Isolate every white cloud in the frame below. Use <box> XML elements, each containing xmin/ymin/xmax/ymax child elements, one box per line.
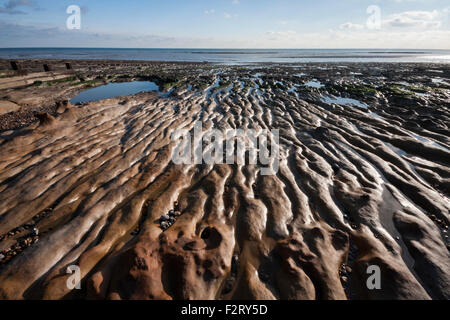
<box><xmin>340</xmin><ymin>22</ymin><xmax>364</xmax><ymax>30</ymax></box>
<box><xmin>0</xmin><ymin>22</ymin><xmax>253</xmax><ymax>48</ymax></box>
<box><xmin>259</xmin><ymin>28</ymin><xmax>450</xmax><ymax>49</ymax></box>
<box><xmin>204</xmin><ymin>9</ymin><xmax>215</xmax><ymax>15</ymax></box>
<box><xmin>384</xmin><ymin>10</ymin><xmax>442</xmax><ymax>29</ymax></box>
<box><xmin>339</xmin><ymin>8</ymin><xmax>445</xmax><ymax>32</ymax></box>
<box><xmin>399</xmin><ymin>10</ymin><xmax>439</xmax><ymax>20</ymax></box>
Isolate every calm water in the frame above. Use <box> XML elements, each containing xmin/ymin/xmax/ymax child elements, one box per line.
<box><xmin>1</xmin><ymin>48</ymin><xmax>450</xmax><ymax>64</ymax></box>
<box><xmin>70</xmin><ymin>81</ymin><xmax>159</xmax><ymax>104</ymax></box>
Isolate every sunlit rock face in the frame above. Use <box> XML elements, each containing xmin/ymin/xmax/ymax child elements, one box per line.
<box><xmin>0</xmin><ymin>63</ymin><xmax>449</xmax><ymax>300</ymax></box>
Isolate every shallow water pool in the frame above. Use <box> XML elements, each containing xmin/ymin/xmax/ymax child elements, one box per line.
<box><xmin>70</xmin><ymin>81</ymin><xmax>160</xmax><ymax>104</ymax></box>
<box><xmin>304</xmin><ymin>80</ymin><xmax>324</xmax><ymax>88</ymax></box>
<box><xmin>322</xmin><ymin>95</ymin><xmax>368</xmax><ymax>109</ymax></box>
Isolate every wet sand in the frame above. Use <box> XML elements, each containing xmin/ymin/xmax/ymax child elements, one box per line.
<box><xmin>0</xmin><ymin>60</ymin><xmax>449</xmax><ymax>300</ymax></box>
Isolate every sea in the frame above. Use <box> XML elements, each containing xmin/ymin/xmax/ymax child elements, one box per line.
<box><xmin>0</xmin><ymin>48</ymin><xmax>449</xmax><ymax>64</ymax></box>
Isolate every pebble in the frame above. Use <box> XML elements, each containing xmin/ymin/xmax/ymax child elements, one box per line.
<box><xmin>32</xmin><ymin>228</ymin><xmax>39</xmax><ymax>236</ymax></box>
<box><xmin>160</xmin><ymin>221</ymin><xmax>169</xmax><ymax>230</ymax></box>
<box><xmin>168</xmin><ymin>210</ymin><xmax>175</xmax><ymax>217</ymax></box>
<box><xmin>160</xmin><ymin>214</ymin><xmax>170</xmax><ymax>222</ymax></box>
<box><xmin>169</xmin><ymin>217</ymin><xmax>175</xmax><ymax>224</ymax></box>
<box><xmin>174</xmin><ymin>211</ymin><xmax>181</xmax><ymax>217</ymax></box>
<box><xmin>341</xmin><ymin>276</ymin><xmax>348</xmax><ymax>283</ymax></box>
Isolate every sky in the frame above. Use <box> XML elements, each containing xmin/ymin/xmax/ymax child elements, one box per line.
<box><xmin>0</xmin><ymin>0</ymin><xmax>449</xmax><ymax>49</ymax></box>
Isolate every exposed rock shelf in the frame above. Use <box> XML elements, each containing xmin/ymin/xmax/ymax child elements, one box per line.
<box><xmin>0</xmin><ymin>63</ymin><xmax>449</xmax><ymax>300</ymax></box>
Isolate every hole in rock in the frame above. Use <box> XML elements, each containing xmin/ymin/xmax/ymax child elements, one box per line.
<box><xmin>201</xmin><ymin>228</ymin><xmax>211</xmax><ymax>240</ymax></box>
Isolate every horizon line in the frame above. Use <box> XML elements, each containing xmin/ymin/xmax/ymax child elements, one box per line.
<box><xmin>0</xmin><ymin>47</ymin><xmax>449</xmax><ymax>51</ymax></box>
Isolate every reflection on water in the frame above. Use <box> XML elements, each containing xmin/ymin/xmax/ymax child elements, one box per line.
<box><xmin>322</xmin><ymin>95</ymin><xmax>368</xmax><ymax>109</ymax></box>
<box><xmin>70</xmin><ymin>81</ymin><xmax>160</xmax><ymax>104</ymax></box>
<box><xmin>304</xmin><ymin>80</ymin><xmax>324</xmax><ymax>88</ymax></box>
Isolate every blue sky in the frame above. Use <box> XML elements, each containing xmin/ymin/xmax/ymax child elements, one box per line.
<box><xmin>0</xmin><ymin>0</ymin><xmax>449</xmax><ymax>48</ymax></box>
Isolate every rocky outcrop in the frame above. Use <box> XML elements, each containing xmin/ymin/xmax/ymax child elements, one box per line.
<box><xmin>0</xmin><ymin>64</ymin><xmax>448</xmax><ymax>300</ymax></box>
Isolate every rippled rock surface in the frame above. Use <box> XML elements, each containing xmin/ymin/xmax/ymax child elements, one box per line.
<box><xmin>0</xmin><ymin>63</ymin><xmax>449</xmax><ymax>300</ymax></box>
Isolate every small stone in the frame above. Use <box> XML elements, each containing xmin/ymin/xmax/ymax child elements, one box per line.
<box><xmin>174</xmin><ymin>211</ymin><xmax>181</xmax><ymax>217</ymax></box>
<box><xmin>169</xmin><ymin>217</ymin><xmax>175</xmax><ymax>224</ymax></box>
<box><xmin>341</xmin><ymin>276</ymin><xmax>348</xmax><ymax>283</ymax></box>
<box><xmin>160</xmin><ymin>222</ymin><xmax>169</xmax><ymax>230</ymax></box>
<box><xmin>168</xmin><ymin>210</ymin><xmax>175</xmax><ymax>217</ymax></box>
<box><xmin>160</xmin><ymin>215</ymin><xmax>170</xmax><ymax>222</ymax></box>
<box><xmin>396</xmin><ymin>236</ymin><xmax>400</xmax><ymax>241</ymax></box>
<box><xmin>32</xmin><ymin>228</ymin><xmax>39</xmax><ymax>236</ymax></box>
<box><xmin>345</xmin><ymin>266</ymin><xmax>352</xmax><ymax>273</ymax></box>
